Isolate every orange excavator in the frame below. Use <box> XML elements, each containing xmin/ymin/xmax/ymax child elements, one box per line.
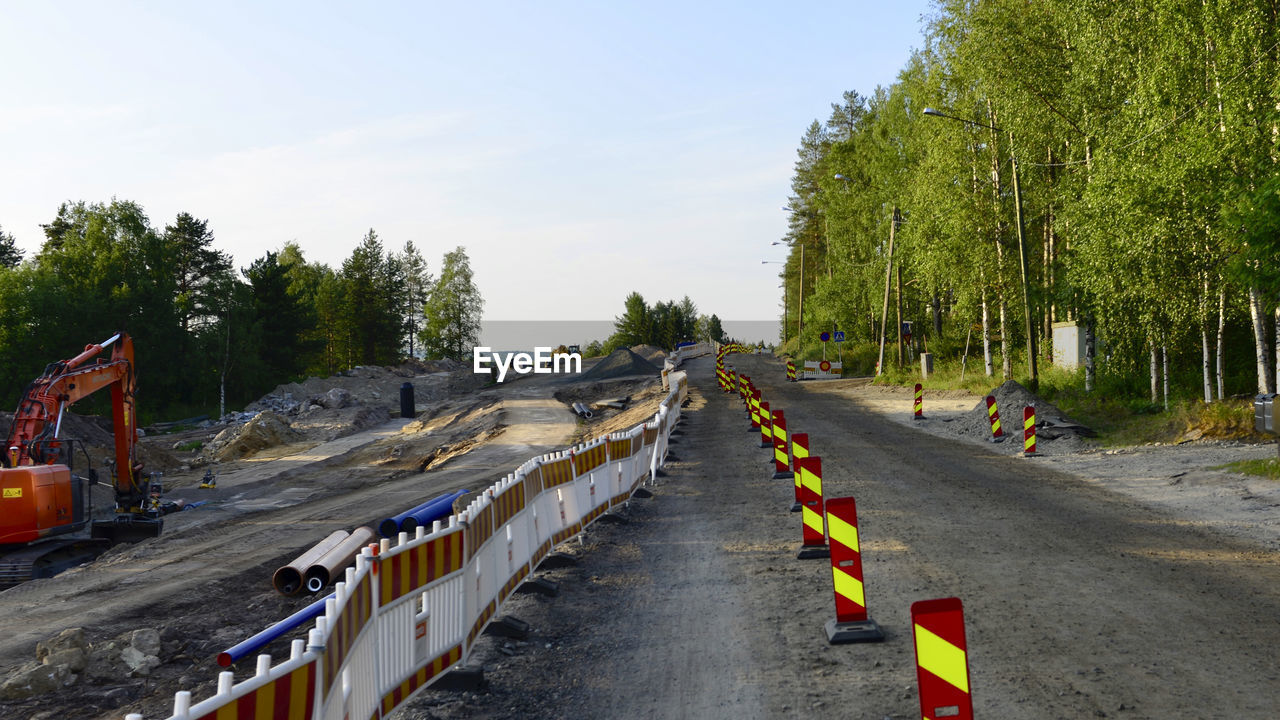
<box><xmin>0</xmin><ymin>332</ymin><xmax>170</xmax><ymax>588</ymax></box>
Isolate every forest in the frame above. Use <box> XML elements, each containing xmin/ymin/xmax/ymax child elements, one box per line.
<box><xmin>0</xmin><ymin>201</ymin><xmax>481</xmax><ymax>422</ymax></box>
<box><xmin>778</xmin><ymin>0</ymin><xmax>1280</xmax><ymax>403</ymax></box>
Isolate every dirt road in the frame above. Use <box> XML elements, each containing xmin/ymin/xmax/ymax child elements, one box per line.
<box><xmin>0</xmin><ymin>373</ymin><xmax>583</xmax><ymax>720</ymax></box>
<box><xmin>403</xmin><ymin>353</ymin><xmax>1280</xmax><ymax>719</ymax></box>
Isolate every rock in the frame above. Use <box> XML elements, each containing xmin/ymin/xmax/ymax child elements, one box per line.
<box><xmin>121</xmin><ymin>646</ymin><xmax>160</xmax><ymax>677</ymax></box>
<box><xmin>319</xmin><ymin>388</ymin><xmax>354</xmax><ymax>409</ymax></box>
<box><xmin>36</xmin><ymin>627</ymin><xmax>86</xmax><ymax>663</ymax></box>
<box><xmin>82</xmin><ymin>638</ymin><xmax>126</xmax><ymax>683</ymax></box>
<box><xmin>0</xmin><ymin>661</ymin><xmax>71</xmax><ymax>699</ymax></box>
<box><xmin>209</xmin><ymin>411</ymin><xmax>303</xmax><ymax>462</ymax></box>
<box><xmin>42</xmin><ymin>648</ymin><xmax>87</xmax><ymax>673</ymax></box>
<box><xmin>130</xmin><ymin>628</ymin><xmax>161</xmax><ymax>657</ymax></box>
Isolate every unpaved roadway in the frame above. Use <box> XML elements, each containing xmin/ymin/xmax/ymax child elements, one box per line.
<box><xmin>403</xmin><ymin>353</ymin><xmax>1280</xmax><ymax>720</ymax></box>
<box><xmin>0</xmin><ymin>374</ymin><xmax>581</xmax><ymax>720</ymax></box>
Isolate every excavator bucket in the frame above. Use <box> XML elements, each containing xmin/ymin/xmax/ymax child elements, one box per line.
<box><xmin>91</xmin><ymin>516</ymin><xmax>164</xmax><ymax>545</ymax></box>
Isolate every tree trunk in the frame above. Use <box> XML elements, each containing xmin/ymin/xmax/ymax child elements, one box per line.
<box><xmin>932</xmin><ymin>295</ymin><xmax>942</xmax><ymax>338</ymax></box>
<box><xmin>1150</xmin><ymin>343</ymin><xmax>1159</xmax><ymax>405</ymax></box>
<box><xmin>1216</xmin><ymin>286</ymin><xmax>1226</xmax><ymax>400</ymax></box>
<box><xmin>1084</xmin><ymin>317</ymin><xmax>1095</xmax><ymax>393</ymax></box>
<box><xmin>896</xmin><ymin>264</ymin><xmax>904</xmax><ymax>367</ymax></box>
<box><xmin>1250</xmin><ymin>287</ymin><xmax>1273</xmax><ymax>393</ymax></box>
<box><xmin>981</xmin><ymin>271</ymin><xmax>994</xmax><ymax>377</ymax></box>
<box><xmin>1202</xmin><ymin>328</ymin><xmax>1212</xmax><ymax>404</ymax></box>
<box><xmin>1163</xmin><ymin>345</ymin><xmax>1170</xmax><ymax>411</ymax></box>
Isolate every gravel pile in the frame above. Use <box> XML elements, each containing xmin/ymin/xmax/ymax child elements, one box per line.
<box><xmin>582</xmin><ymin>348</ymin><xmax>662</xmax><ymax>381</ymax></box>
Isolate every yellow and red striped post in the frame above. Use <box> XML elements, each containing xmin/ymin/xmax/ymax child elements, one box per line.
<box><xmin>749</xmin><ymin>389</ymin><xmax>762</xmax><ymax>430</ymax></box>
<box><xmin>913</xmin><ymin>383</ymin><xmax>925</xmax><ymax>420</ymax></box>
<box><xmin>771</xmin><ymin>410</ymin><xmax>792</xmax><ymax>479</ymax></box>
<box><xmin>824</xmin><ymin>497</ymin><xmax>885</xmax><ymax>643</ymax></box>
<box><xmin>985</xmin><ymin>395</ymin><xmax>1005</xmax><ymax>443</ymax></box>
<box><xmin>758</xmin><ymin>401</ymin><xmax>772</xmax><ymax>448</ymax></box>
<box><xmin>796</xmin><ymin>456</ymin><xmax>829</xmax><ymax>559</ymax></box>
<box><xmin>1023</xmin><ymin>405</ymin><xmax>1038</xmax><ymax>456</ymax></box>
<box><xmin>790</xmin><ymin>433</ymin><xmax>809</xmax><ymax>512</ymax></box>
<box><xmin>786</xmin><ymin>359</ymin><xmax>797</xmax><ymax>382</ymax></box>
<box><xmin>911</xmin><ymin>597</ymin><xmax>974</xmax><ymax>720</ymax></box>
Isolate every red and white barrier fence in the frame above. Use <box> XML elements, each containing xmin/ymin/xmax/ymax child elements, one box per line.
<box><xmin>140</xmin><ymin>367</ymin><xmax>693</xmax><ymax>720</ymax></box>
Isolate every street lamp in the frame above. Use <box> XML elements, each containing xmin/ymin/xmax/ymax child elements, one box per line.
<box><xmin>922</xmin><ymin>106</ymin><xmax>1038</xmax><ymax>392</ymax></box>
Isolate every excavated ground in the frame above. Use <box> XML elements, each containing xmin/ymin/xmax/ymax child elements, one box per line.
<box><xmin>3</xmin><ymin>354</ymin><xmax>1280</xmax><ymax>720</ymax></box>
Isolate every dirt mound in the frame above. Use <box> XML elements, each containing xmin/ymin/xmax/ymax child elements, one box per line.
<box><xmin>582</xmin><ymin>348</ymin><xmax>662</xmax><ymax>381</ymax></box>
<box><xmin>629</xmin><ymin>345</ymin><xmax>668</xmax><ymax>368</ymax></box>
<box><xmin>205</xmin><ymin>411</ymin><xmax>303</xmax><ymax>462</ymax></box>
<box><xmin>955</xmin><ymin>379</ymin><xmax>1091</xmax><ymax>443</ymax></box>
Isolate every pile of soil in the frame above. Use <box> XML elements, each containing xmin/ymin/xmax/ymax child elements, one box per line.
<box><xmin>582</xmin><ymin>348</ymin><xmax>661</xmax><ymax>381</ymax></box>
<box><xmin>628</xmin><ymin>345</ymin><xmax>668</xmax><ymax>368</ymax></box>
<box><xmin>205</xmin><ymin>411</ymin><xmax>303</xmax><ymax>462</ymax></box>
<box><xmin>940</xmin><ymin>379</ymin><xmax>1095</xmax><ymax>451</ymax></box>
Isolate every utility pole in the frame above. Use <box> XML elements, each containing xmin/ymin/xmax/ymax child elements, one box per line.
<box><xmin>877</xmin><ymin>207</ymin><xmax>898</xmax><ymax>376</ymax></box>
<box><xmin>1011</xmin><ymin>154</ymin><xmax>1038</xmax><ymax>392</ymax></box>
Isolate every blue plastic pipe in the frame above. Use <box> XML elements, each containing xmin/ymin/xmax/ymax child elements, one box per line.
<box><xmin>402</xmin><ymin>489</ymin><xmax>469</xmax><ymax>534</ymax></box>
<box><xmin>376</xmin><ymin>489</ymin><xmax>469</xmax><ymax>538</ymax></box>
<box><xmin>217</xmin><ymin>592</ymin><xmax>333</xmax><ymax>667</ymax></box>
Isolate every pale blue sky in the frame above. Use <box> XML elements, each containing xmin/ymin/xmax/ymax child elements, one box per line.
<box><xmin>0</xmin><ymin>1</ymin><xmax>931</xmax><ymax>321</ymax></box>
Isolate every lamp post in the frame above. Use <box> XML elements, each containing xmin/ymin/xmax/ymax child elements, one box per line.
<box><xmin>923</xmin><ymin>107</ymin><xmax>1038</xmax><ymax>391</ymax></box>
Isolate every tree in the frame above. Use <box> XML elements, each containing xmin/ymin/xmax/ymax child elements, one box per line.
<box><xmin>340</xmin><ymin>229</ymin><xmax>403</xmax><ymax>366</ymax></box>
<box><xmin>420</xmin><ymin>246</ymin><xmax>483</xmax><ymax>360</ymax></box>
<box><xmin>398</xmin><ymin>241</ymin><xmax>432</xmax><ymax>358</ymax></box>
<box><xmin>163</xmin><ymin>213</ymin><xmax>233</xmax><ymax>336</ymax></box>
<box><xmin>0</xmin><ymin>226</ymin><xmax>22</xmax><ymax>268</ymax></box>
<box><xmin>609</xmin><ymin>292</ymin><xmax>651</xmax><ymax>349</ymax></box>
<box><xmin>244</xmin><ymin>251</ymin><xmax>313</xmax><ymax>394</ymax></box>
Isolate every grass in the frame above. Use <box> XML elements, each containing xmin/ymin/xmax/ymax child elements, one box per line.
<box><xmin>1216</xmin><ymin>457</ymin><xmax>1280</xmax><ymax>480</ymax></box>
<box><xmin>808</xmin><ymin>348</ymin><xmax>1263</xmax><ymax>447</ymax></box>
<box><xmin>175</xmin><ymin>440</ymin><xmax>203</xmax><ymax>452</ymax></box>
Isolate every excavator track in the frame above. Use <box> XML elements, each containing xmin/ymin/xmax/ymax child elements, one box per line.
<box><xmin>0</xmin><ymin>538</ymin><xmax>111</xmax><ymax>590</ymax></box>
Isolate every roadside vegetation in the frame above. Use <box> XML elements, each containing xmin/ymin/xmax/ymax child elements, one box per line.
<box><xmin>773</xmin><ymin>1</ymin><xmax>1280</xmax><ymax>463</ymax></box>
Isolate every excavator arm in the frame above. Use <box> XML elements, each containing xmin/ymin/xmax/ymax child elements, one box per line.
<box><xmin>2</xmin><ymin>332</ymin><xmax>159</xmax><ymax>545</ymax></box>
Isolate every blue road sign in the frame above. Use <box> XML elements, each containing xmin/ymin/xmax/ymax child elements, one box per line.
<box><xmin>833</xmin><ymin>331</ymin><xmax>846</xmax><ymax>343</ymax></box>
<box><xmin>819</xmin><ymin>332</ymin><xmax>831</xmax><ymax>342</ymax></box>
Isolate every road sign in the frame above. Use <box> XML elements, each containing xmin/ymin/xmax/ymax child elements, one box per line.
<box><xmin>833</xmin><ymin>331</ymin><xmax>846</xmax><ymax>343</ymax></box>
<box><xmin>820</xmin><ymin>331</ymin><xmax>831</xmax><ymax>342</ymax></box>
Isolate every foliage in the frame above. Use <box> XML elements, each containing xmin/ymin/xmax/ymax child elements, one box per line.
<box><xmin>0</xmin><ymin>200</ymin><xmax>483</xmax><ymax>421</ymax></box>
<box><xmin>776</xmin><ymin>0</ymin><xmax>1280</xmax><ymax>404</ymax></box>
<box><xmin>604</xmin><ymin>292</ymin><xmax>704</xmax><ymax>351</ymax></box>
<box><xmin>419</xmin><ymin>247</ymin><xmax>483</xmax><ymax>360</ymax></box>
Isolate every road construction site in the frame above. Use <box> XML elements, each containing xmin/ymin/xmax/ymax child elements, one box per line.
<box><xmin>3</xmin><ymin>349</ymin><xmax>1280</xmax><ymax>719</ymax></box>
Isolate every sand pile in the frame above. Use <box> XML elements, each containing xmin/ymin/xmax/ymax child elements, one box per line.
<box><xmin>629</xmin><ymin>345</ymin><xmax>668</xmax><ymax>368</ymax></box>
<box><xmin>951</xmin><ymin>380</ymin><xmax>1095</xmax><ymax>446</ymax></box>
<box><xmin>583</xmin><ymin>348</ymin><xmax>662</xmax><ymax>380</ymax></box>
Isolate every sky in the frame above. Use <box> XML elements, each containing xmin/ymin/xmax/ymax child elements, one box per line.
<box><xmin>0</xmin><ymin>1</ymin><xmax>932</xmax><ymax>325</ymax></box>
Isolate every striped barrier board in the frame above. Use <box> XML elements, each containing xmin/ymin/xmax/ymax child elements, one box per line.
<box><xmin>795</xmin><ymin>456</ymin><xmax>828</xmax><ymax>559</ymax></box>
<box><xmin>771</xmin><ymin>410</ymin><xmax>792</xmax><ymax>480</ymax></box>
<box><xmin>911</xmin><ymin>597</ymin><xmax>974</xmax><ymax>720</ymax></box>
<box><xmin>758</xmin><ymin>401</ymin><xmax>772</xmax><ymax>448</ymax></box>
<box><xmin>789</xmin><ymin>433</ymin><xmax>809</xmax><ymax>512</ymax></box>
<box><xmin>985</xmin><ymin>395</ymin><xmax>1005</xmax><ymax>442</ymax></box>
<box><xmin>823</xmin><ymin>497</ymin><xmax>884</xmax><ymax>643</ymax></box>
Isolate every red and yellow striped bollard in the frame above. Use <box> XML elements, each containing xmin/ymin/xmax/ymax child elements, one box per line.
<box><xmin>790</xmin><ymin>433</ymin><xmax>809</xmax><ymax>512</ymax></box>
<box><xmin>758</xmin><ymin>401</ymin><xmax>772</xmax><ymax>448</ymax></box>
<box><xmin>749</xmin><ymin>389</ymin><xmax>762</xmax><ymax>430</ymax></box>
<box><xmin>796</xmin><ymin>456</ymin><xmax>829</xmax><ymax>559</ymax></box>
<box><xmin>1023</xmin><ymin>405</ymin><xmax>1038</xmax><ymax>456</ymax></box>
<box><xmin>786</xmin><ymin>359</ymin><xmax>797</xmax><ymax>382</ymax></box>
<box><xmin>771</xmin><ymin>410</ymin><xmax>792</xmax><ymax>479</ymax></box>
<box><xmin>824</xmin><ymin>497</ymin><xmax>885</xmax><ymax>643</ymax></box>
<box><xmin>911</xmin><ymin>597</ymin><xmax>974</xmax><ymax>720</ymax></box>
<box><xmin>985</xmin><ymin>395</ymin><xmax>1005</xmax><ymax>443</ymax></box>
<box><xmin>913</xmin><ymin>383</ymin><xmax>925</xmax><ymax>420</ymax></box>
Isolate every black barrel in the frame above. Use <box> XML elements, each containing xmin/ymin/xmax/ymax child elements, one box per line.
<box><xmin>400</xmin><ymin>382</ymin><xmax>415</xmax><ymax>418</ymax></box>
